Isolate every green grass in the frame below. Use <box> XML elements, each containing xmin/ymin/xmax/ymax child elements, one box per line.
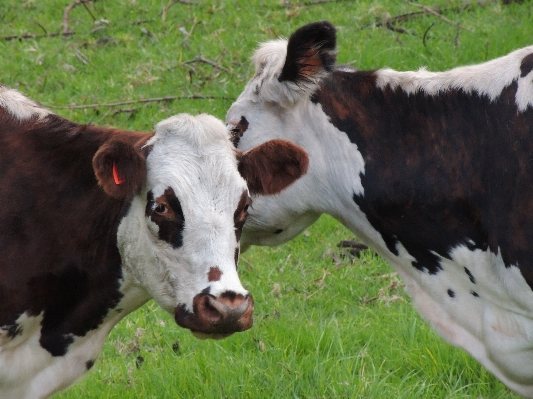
<box><xmin>1</xmin><ymin>0</ymin><xmax>532</xmax><ymax>397</ymax></box>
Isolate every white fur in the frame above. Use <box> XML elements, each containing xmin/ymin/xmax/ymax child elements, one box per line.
<box><xmin>0</xmin><ymin>85</ymin><xmax>51</xmax><ymax>121</ymax></box>
<box><xmin>226</xmin><ymin>41</ymin><xmax>533</xmax><ymax>397</ymax></box>
<box><xmin>120</xmin><ymin>114</ymin><xmax>249</xmax><ymax>314</ymax></box>
<box><xmin>246</xmin><ymin>39</ymin><xmax>331</xmax><ymax>107</ymax></box>
<box><xmin>375</xmin><ymin>46</ymin><xmax>533</xmax><ymax>112</ymax></box>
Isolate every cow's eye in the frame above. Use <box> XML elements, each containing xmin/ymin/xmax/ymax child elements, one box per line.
<box><xmin>230</xmin><ymin>125</ymin><xmax>242</xmax><ymax>134</ymax></box>
<box><xmin>154</xmin><ymin>204</ymin><xmax>168</xmax><ymax>215</ymax></box>
<box><xmin>243</xmin><ymin>204</ymin><xmax>249</xmax><ymax>213</ymax></box>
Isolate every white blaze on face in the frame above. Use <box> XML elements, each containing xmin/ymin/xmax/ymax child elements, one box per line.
<box><xmin>117</xmin><ymin>113</ymin><xmax>249</xmax><ymax>315</ymax></box>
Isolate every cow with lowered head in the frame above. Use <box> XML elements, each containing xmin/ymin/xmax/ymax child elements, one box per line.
<box><xmin>0</xmin><ymin>84</ymin><xmax>308</xmax><ymax>398</ymax></box>
<box><xmin>226</xmin><ymin>21</ymin><xmax>533</xmax><ymax>397</ymax></box>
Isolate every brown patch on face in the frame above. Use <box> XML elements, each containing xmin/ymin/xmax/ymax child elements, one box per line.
<box><xmin>520</xmin><ymin>53</ymin><xmax>533</xmax><ymax>77</ymax></box>
<box><xmin>234</xmin><ymin>247</ymin><xmax>239</xmax><ymax>269</ymax></box>
<box><xmin>208</xmin><ymin>267</ymin><xmax>222</xmax><ymax>282</ymax></box>
<box><xmin>233</xmin><ymin>190</ymin><xmax>251</xmax><ymax>242</ymax></box>
<box><xmin>238</xmin><ymin>139</ymin><xmax>309</xmax><ymax>195</ymax></box>
<box><xmin>145</xmin><ymin>187</ymin><xmax>185</xmax><ymax>249</ymax></box>
<box><xmin>229</xmin><ymin>116</ymin><xmax>249</xmax><ymax>147</ymax></box>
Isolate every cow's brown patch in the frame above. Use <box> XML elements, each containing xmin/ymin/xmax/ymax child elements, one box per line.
<box><xmin>520</xmin><ymin>53</ymin><xmax>533</xmax><ymax>77</ymax></box>
<box><xmin>313</xmin><ymin>68</ymin><xmax>533</xmax><ymax>287</ymax></box>
<box><xmin>208</xmin><ymin>267</ymin><xmax>222</xmax><ymax>282</ymax></box>
<box><xmin>230</xmin><ymin>116</ymin><xmax>248</xmax><ymax>147</ymax></box>
<box><xmin>0</xmin><ymin>112</ymin><xmax>152</xmax><ymax>356</ymax></box>
<box><xmin>238</xmin><ymin>140</ymin><xmax>309</xmax><ymax>195</ymax></box>
<box><xmin>233</xmin><ymin>190</ymin><xmax>251</xmax><ymax>242</ymax></box>
<box><xmin>145</xmin><ymin>187</ymin><xmax>185</xmax><ymax>249</ymax></box>
<box><xmin>234</xmin><ymin>247</ymin><xmax>239</xmax><ymax>269</ymax></box>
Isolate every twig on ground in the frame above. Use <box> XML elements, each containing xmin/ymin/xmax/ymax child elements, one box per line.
<box><xmin>403</xmin><ymin>0</ymin><xmax>470</xmax><ymax>46</ymax></box>
<box><xmin>74</xmin><ymin>49</ymin><xmax>89</xmax><ymax>65</ymax></box>
<box><xmin>282</xmin><ymin>0</ymin><xmax>352</xmax><ymax>6</ymax></box>
<box><xmin>184</xmin><ymin>17</ymin><xmax>198</xmax><ymax>40</ymax></box>
<box><xmin>403</xmin><ymin>0</ymin><xmax>469</xmax><ymax>37</ymax></box>
<box><xmin>32</xmin><ymin>20</ymin><xmax>48</xmax><ymax>36</ymax></box>
<box><xmin>403</xmin><ymin>0</ymin><xmax>459</xmax><ymax>26</ymax></box>
<box><xmin>2</xmin><ymin>32</ymin><xmax>75</xmax><ymax>41</ymax></box>
<box><xmin>47</xmin><ymin>95</ymin><xmax>229</xmax><ymax>110</ymax></box>
<box><xmin>183</xmin><ymin>56</ymin><xmax>230</xmax><ymax>74</ymax></box>
<box><xmin>82</xmin><ymin>1</ymin><xmax>97</xmax><ymax>22</ymax></box>
<box><xmin>161</xmin><ymin>0</ymin><xmax>198</xmax><ymax>20</ymax></box>
<box><xmin>63</xmin><ymin>0</ymin><xmax>93</xmax><ymax>36</ymax></box>
<box><xmin>422</xmin><ymin>22</ymin><xmax>435</xmax><ymax>48</ymax></box>
<box><xmin>362</xmin><ymin>1</ymin><xmax>489</xmax><ymax>38</ymax></box>
<box><xmin>360</xmin><ymin>11</ymin><xmax>425</xmax><ymax>30</ymax></box>
<box><xmin>385</xmin><ymin>20</ymin><xmax>410</xmax><ymax>34</ymax></box>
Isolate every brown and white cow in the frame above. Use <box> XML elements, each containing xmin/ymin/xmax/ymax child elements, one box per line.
<box><xmin>226</xmin><ymin>21</ymin><xmax>533</xmax><ymax>397</ymax></box>
<box><xmin>0</xmin><ymin>85</ymin><xmax>308</xmax><ymax>398</ymax></box>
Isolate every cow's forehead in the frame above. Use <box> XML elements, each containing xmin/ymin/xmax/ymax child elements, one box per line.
<box><xmin>146</xmin><ymin>113</ymin><xmax>247</xmax><ymax>203</ymax></box>
<box><xmin>148</xmin><ymin>113</ymin><xmax>233</xmax><ymax>153</ymax></box>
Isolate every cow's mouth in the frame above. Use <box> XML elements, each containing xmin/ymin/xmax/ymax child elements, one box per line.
<box><xmin>174</xmin><ymin>292</ymin><xmax>254</xmax><ymax>337</ymax></box>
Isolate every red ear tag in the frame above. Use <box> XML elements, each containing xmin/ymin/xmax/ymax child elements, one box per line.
<box><xmin>112</xmin><ymin>162</ymin><xmax>125</xmax><ymax>185</ymax></box>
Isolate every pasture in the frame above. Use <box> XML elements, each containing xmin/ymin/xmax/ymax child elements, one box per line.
<box><xmin>2</xmin><ymin>0</ymin><xmax>532</xmax><ymax>397</ymax></box>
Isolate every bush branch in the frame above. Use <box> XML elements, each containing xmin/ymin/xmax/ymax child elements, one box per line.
<box><xmin>47</xmin><ymin>95</ymin><xmax>229</xmax><ymax>110</ymax></box>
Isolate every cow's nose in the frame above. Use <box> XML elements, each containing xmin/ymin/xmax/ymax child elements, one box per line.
<box><xmin>175</xmin><ymin>292</ymin><xmax>254</xmax><ymax>339</ymax></box>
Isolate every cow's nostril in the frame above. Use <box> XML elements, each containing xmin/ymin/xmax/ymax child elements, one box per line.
<box><xmin>175</xmin><ymin>293</ymin><xmax>254</xmax><ymax>336</ymax></box>
<box><xmin>207</xmin><ymin>295</ymin><xmax>250</xmax><ymax>322</ymax></box>
<box><xmin>199</xmin><ymin>295</ymin><xmax>223</xmax><ymax>322</ymax></box>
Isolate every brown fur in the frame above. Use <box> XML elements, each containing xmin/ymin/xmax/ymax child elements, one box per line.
<box><xmin>237</xmin><ymin>139</ymin><xmax>309</xmax><ymax>195</ymax></box>
<box><xmin>0</xmin><ymin>111</ymin><xmax>153</xmax><ymax>356</ymax></box>
<box><xmin>208</xmin><ymin>267</ymin><xmax>223</xmax><ymax>282</ymax></box>
<box><xmin>93</xmin><ymin>135</ymin><xmax>152</xmax><ymax>199</ymax></box>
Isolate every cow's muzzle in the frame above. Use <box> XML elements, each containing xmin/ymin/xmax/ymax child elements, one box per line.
<box><xmin>175</xmin><ymin>292</ymin><xmax>254</xmax><ymax>339</ymax></box>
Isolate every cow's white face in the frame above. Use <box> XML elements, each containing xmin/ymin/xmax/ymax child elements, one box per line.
<box><xmin>227</xmin><ymin>95</ymin><xmax>322</xmax><ymax>251</ymax></box>
<box><xmin>92</xmin><ymin>112</ymin><xmax>308</xmax><ymax>337</ymax></box>
<box><xmin>117</xmin><ymin>114</ymin><xmax>252</xmax><ymax>337</ymax></box>
<box><xmin>226</xmin><ymin>27</ymin><xmax>342</xmax><ymax>251</ymax></box>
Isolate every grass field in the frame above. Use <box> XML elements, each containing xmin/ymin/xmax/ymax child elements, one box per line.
<box><xmin>2</xmin><ymin>0</ymin><xmax>533</xmax><ymax>397</ymax></box>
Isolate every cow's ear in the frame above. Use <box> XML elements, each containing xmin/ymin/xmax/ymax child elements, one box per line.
<box><xmin>93</xmin><ymin>139</ymin><xmax>147</xmax><ymax>199</ymax></box>
<box><xmin>278</xmin><ymin>21</ymin><xmax>337</xmax><ymax>84</ymax></box>
<box><xmin>237</xmin><ymin>140</ymin><xmax>309</xmax><ymax>195</ymax></box>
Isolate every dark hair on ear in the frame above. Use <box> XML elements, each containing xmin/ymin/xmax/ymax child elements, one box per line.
<box><xmin>278</xmin><ymin>21</ymin><xmax>337</xmax><ymax>83</ymax></box>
